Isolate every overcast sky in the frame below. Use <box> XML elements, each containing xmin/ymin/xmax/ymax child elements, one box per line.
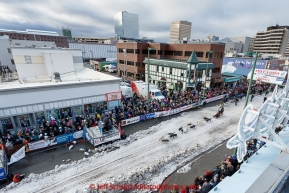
<box><xmin>0</xmin><ymin>0</ymin><xmax>288</xmax><ymax>42</ymax></box>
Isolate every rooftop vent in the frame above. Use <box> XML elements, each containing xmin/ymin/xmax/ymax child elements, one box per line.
<box><xmin>53</xmin><ymin>72</ymin><xmax>62</xmax><ymax>82</ymax></box>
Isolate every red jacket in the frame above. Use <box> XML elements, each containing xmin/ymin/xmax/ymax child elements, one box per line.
<box><xmin>13</xmin><ymin>174</ymin><xmax>21</xmax><ymax>183</ymax></box>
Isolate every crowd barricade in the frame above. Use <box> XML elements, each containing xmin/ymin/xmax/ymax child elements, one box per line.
<box><xmin>25</xmin><ymin>130</ymin><xmax>84</xmax><ymax>152</ymax></box>
<box><xmin>121</xmin><ymin>95</ymin><xmax>225</xmax><ymax>126</ymax></box>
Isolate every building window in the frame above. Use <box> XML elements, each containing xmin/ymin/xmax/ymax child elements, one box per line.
<box><xmin>196</xmin><ymin>52</ymin><xmax>204</xmax><ymax>57</ymax></box>
<box><xmin>135</xmin><ymin>62</ymin><xmax>140</xmax><ymax>66</ymax></box>
<box><xmin>157</xmin><ymin>66</ymin><xmax>159</xmax><ymax>72</ymax></box>
<box><xmin>185</xmin><ymin>51</ymin><xmax>192</xmax><ymax>56</ymax></box>
<box><xmin>127</xmin><ymin>61</ymin><xmax>134</xmax><ymax>66</ymax></box>
<box><xmin>142</xmin><ymin>49</ymin><xmax>148</xmax><ymax>54</ymax></box>
<box><xmin>24</xmin><ymin>56</ymin><xmax>32</xmax><ymax>64</ymax></box>
<box><xmin>135</xmin><ymin>49</ymin><xmax>140</xmax><ymax>54</ymax></box>
<box><xmin>149</xmin><ymin>50</ymin><xmax>156</xmax><ymax>55</ymax></box>
<box><xmin>162</xmin><ymin>67</ymin><xmax>164</xmax><ymax>72</ymax></box>
<box><xmin>174</xmin><ymin>51</ymin><xmax>183</xmax><ymax>56</ymax></box>
<box><xmin>11</xmin><ymin>59</ymin><xmax>15</xmax><ymax>65</ymax></box>
<box><xmin>181</xmin><ymin>73</ymin><xmax>184</xmax><ymax>77</ymax></box>
<box><xmin>119</xmin><ymin>60</ymin><xmax>125</xmax><ymax>64</ymax></box>
<box><xmin>170</xmin><ymin>68</ymin><xmax>172</xmax><ymax>75</ymax></box>
<box><xmin>158</xmin><ymin>50</ymin><xmax>162</xmax><ymax>55</ymax></box>
<box><xmin>126</xmin><ymin>49</ymin><xmax>134</xmax><ymax>54</ymax></box>
<box><xmin>127</xmin><ymin>72</ymin><xmax>135</xmax><ymax>78</ymax></box>
<box><xmin>7</xmin><ymin>48</ymin><xmax>11</xmax><ymax>54</ymax></box>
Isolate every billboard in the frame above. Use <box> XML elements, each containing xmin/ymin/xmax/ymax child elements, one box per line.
<box><xmin>248</xmin><ymin>69</ymin><xmax>287</xmax><ymax>85</ymax></box>
<box><xmin>222</xmin><ymin>58</ymin><xmax>267</xmax><ymax>76</ymax></box>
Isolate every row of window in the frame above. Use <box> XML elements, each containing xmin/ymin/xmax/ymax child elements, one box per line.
<box><xmin>0</xmin><ymin>33</ymin><xmax>64</xmax><ymax>40</ymax></box>
<box><xmin>119</xmin><ymin>60</ymin><xmax>143</xmax><ymax>67</ymax></box>
<box><xmin>118</xmin><ymin>49</ymin><xmax>223</xmax><ymax>58</ymax></box>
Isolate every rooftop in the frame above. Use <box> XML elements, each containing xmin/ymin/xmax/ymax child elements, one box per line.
<box><xmin>0</xmin><ymin>29</ymin><xmax>59</xmax><ymax>36</ymax></box>
<box><xmin>0</xmin><ymin>68</ymin><xmax>120</xmax><ymax>91</ymax></box>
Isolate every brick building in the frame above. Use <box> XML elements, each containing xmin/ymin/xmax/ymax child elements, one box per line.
<box><xmin>0</xmin><ymin>29</ymin><xmax>69</xmax><ymax>48</ymax></box>
<box><xmin>116</xmin><ymin>42</ymin><xmax>225</xmax><ymax>87</ymax></box>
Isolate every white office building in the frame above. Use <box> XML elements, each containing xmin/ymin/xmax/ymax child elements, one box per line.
<box><xmin>0</xmin><ymin>47</ymin><xmax>120</xmax><ymax>135</ymax></box>
<box><xmin>0</xmin><ymin>35</ymin><xmax>56</xmax><ymax>71</ymax></box>
<box><xmin>114</xmin><ymin>11</ymin><xmax>139</xmax><ymax>39</ymax></box>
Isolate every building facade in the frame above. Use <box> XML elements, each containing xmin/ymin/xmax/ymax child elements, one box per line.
<box><xmin>253</xmin><ymin>25</ymin><xmax>289</xmax><ymax>54</ymax></box>
<box><xmin>0</xmin><ymin>36</ymin><xmax>56</xmax><ymax>71</ymax></box>
<box><xmin>144</xmin><ymin>51</ymin><xmax>217</xmax><ymax>91</ymax></box>
<box><xmin>61</xmin><ymin>27</ymin><xmax>72</xmax><ymax>41</ymax></box>
<box><xmin>0</xmin><ymin>29</ymin><xmax>69</xmax><ymax>48</ymax></box>
<box><xmin>68</xmin><ymin>43</ymin><xmax>117</xmax><ymax>60</ymax></box>
<box><xmin>114</xmin><ymin>11</ymin><xmax>139</xmax><ymax>39</ymax></box>
<box><xmin>0</xmin><ymin>47</ymin><xmax>120</xmax><ymax>134</ymax></box>
<box><xmin>116</xmin><ymin>42</ymin><xmax>225</xmax><ymax>87</ymax></box>
<box><xmin>170</xmin><ymin>21</ymin><xmax>192</xmax><ymax>43</ymax></box>
<box><xmin>248</xmin><ymin>36</ymin><xmax>255</xmax><ymax>52</ymax></box>
<box><xmin>218</xmin><ymin>37</ymin><xmax>243</xmax><ymax>56</ymax></box>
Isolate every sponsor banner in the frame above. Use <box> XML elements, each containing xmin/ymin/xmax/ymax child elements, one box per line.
<box><xmin>0</xmin><ymin>168</ymin><xmax>5</xmax><ymax>179</ymax></box>
<box><xmin>204</xmin><ymin>95</ymin><xmax>225</xmax><ymax>103</ymax></box>
<box><xmin>180</xmin><ymin>104</ymin><xmax>193</xmax><ymax>111</ymax></box>
<box><xmin>108</xmin><ymin>100</ymin><xmax>119</xmax><ymax>110</ymax></box>
<box><xmin>106</xmin><ymin>91</ymin><xmax>122</xmax><ymax>101</ymax></box>
<box><xmin>121</xmin><ymin>116</ymin><xmax>140</xmax><ymax>126</ymax></box>
<box><xmin>8</xmin><ymin>146</ymin><xmax>25</xmax><ymax>165</ymax></box>
<box><xmin>139</xmin><ymin>115</ymin><xmax>146</xmax><ymax>121</ymax></box>
<box><xmin>28</xmin><ymin>138</ymin><xmax>57</xmax><ymax>151</ymax></box>
<box><xmin>145</xmin><ymin>113</ymin><xmax>155</xmax><ymax>119</ymax></box>
<box><xmin>86</xmin><ymin>133</ymin><xmax>94</xmax><ymax>146</ymax></box>
<box><xmin>93</xmin><ymin>133</ymin><xmax>120</xmax><ymax>146</ymax></box>
<box><xmin>222</xmin><ymin>58</ymin><xmax>266</xmax><ymax>76</ymax></box>
<box><xmin>55</xmin><ymin>131</ymin><xmax>83</xmax><ymax>145</ymax></box>
<box><xmin>253</xmin><ymin>69</ymin><xmax>287</xmax><ymax>78</ymax></box>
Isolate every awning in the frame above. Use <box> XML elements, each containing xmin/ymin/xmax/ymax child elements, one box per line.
<box><xmin>197</xmin><ymin>63</ymin><xmax>215</xmax><ymax>70</ymax></box>
<box><xmin>222</xmin><ymin>72</ymin><xmax>243</xmax><ymax>83</ymax></box>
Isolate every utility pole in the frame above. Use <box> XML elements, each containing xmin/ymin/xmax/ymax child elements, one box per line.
<box><xmin>147</xmin><ymin>47</ymin><xmax>154</xmax><ymax>107</ymax></box>
<box><xmin>123</xmin><ymin>49</ymin><xmax>126</xmax><ymax>82</ymax></box>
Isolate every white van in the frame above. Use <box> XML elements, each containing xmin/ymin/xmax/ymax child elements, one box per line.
<box><xmin>120</xmin><ymin>85</ymin><xmax>133</xmax><ymax>98</ymax></box>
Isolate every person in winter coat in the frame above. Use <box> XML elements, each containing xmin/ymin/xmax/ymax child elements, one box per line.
<box><xmin>201</xmin><ymin>178</ymin><xmax>211</xmax><ymax>193</ymax></box>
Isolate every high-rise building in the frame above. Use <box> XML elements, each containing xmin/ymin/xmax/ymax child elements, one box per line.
<box><xmin>253</xmin><ymin>24</ymin><xmax>289</xmax><ymax>54</ymax></box>
<box><xmin>114</xmin><ymin>11</ymin><xmax>139</xmax><ymax>39</ymax></box>
<box><xmin>61</xmin><ymin>27</ymin><xmax>72</xmax><ymax>41</ymax></box>
<box><xmin>248</xmin><ymin>36</ymin><xmax>255</xmax><ymax>52</ymax></box>
<box><xmin>170</xmin><ymin>21</ymin><xmax>192</xmax><ymax>43</ymax></box>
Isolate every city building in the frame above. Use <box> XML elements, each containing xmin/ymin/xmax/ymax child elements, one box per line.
<box><xmin>248</xmin><ymin>36</ymin><xmax>255</xmax><ymax>52</ymax></box>
<box><xmin>114</xmin><ymin>11</ymin><xmax>139</xmax><ymax>39</ymax></box>
<box><xmin>170</xmin><ymin>21</ymin><xmax>192</xmax><ymax>43</ymax></box>
<box><xmin>143</xmin><ymin>51</ymin><xmax>218</xmax><ymax>91</ymax></box>
<box><xmin>205</xmin><ymin>35</ymin><xmax>219</xmax><ymax>42</ymax></box>
<box><xmin>0</xmin><ymin>29</ymin><xmax>69</xmax><ymax>48</ymax></box>
<box><xmin>61</xmin><ymin>27</ymin><xmax>72</xmax><ymax>41</ymax></box>
<box><xmin>234</xmin><ymin>36</ymin><xmax>250</xmax><ymax>53</ymax></box>
<box><xmin>72</xmin><ymin>36</ymin><xmax>113</xmax><ymax>44</ymax></box>
<box><xmin>0</xmin><ymin>47</ymin><xmax>120</xmax><ymax>134</ymax></box>
<box><xmin>253</xmin><ymin>24</ymin><xmax>289</xmax><ymax>55</ymax></box>
<box><xmin>0</xmin><ymin>35</ymin><xmax>56</xmax><ymax>71</ymax></box>
<box><xmin>218</xmin><ymin>37</ymin><xmax>243</xmax><ymax>56</ymax></box>
<box><xmin>68</xmin><ymin>42</ymin><xmax>117</xmax><ymax>60</ymax></box>
<box><xmin>116</xmin><ymin>42</ymin><xmax>225</xmax><ymax>88</ymax></box>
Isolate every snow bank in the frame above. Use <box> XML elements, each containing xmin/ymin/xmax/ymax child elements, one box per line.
<box><xmin>2</xmin><ymin>94</ymin><xmax>268</xmax><ymax>193</ymax></box>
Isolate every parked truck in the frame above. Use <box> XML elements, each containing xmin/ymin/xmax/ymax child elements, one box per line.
<box><xmin>131</xmin><ymin>81</ymin><xmax>165</xmax><ymax>101</ymax></box>
<box><xmin>103</xmin><ymin>65</ymin><xmax>117</xmax><ymax>73</ymax></box>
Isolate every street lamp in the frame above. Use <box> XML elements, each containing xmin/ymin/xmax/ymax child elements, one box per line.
<box><xmin>147</xmin><ymin>47</ymin><xmax>154</xmax><ymax>107</ymax></box>
<box><xmin>204</xmin><ymin>50</ymin><xmax>213</xmax><ymax>96</ymax></box>
<box><xmin>123</xmin><ymin>49</ymin><xmax>126</xmax><ymax>82</ymax></box>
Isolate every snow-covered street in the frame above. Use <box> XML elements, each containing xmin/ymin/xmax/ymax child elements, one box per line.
<box><xmin>2</xmin><ymin>94</ymin><xmax>268</xmax><ymax>193</ymax></box>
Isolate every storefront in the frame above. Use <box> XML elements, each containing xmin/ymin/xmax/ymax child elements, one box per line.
<box><xmin>0</xmin><ymin>78</ymin><xmax>120</xmax><ymax>135</ymax></box>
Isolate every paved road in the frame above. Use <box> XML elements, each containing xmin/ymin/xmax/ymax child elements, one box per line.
<box><xmin>158</xmin><ymin>139</ymin><xmax>233</xmax><ymax>193</ymax></box>
<box><xmin>1</xmin><ymin>99</ymin><xmax>224</xmax><ymax>190</ymax></box>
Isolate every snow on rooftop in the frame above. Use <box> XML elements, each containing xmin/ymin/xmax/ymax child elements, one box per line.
<box><xmin>0</xmin><ymin>68</ymin><xmax>120</xmax><ymax>91</ymax></box>
<box><xmin>1</xmin><ymin>94</ymin><xmax>269</xmax><ymax>193</ymax></box>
